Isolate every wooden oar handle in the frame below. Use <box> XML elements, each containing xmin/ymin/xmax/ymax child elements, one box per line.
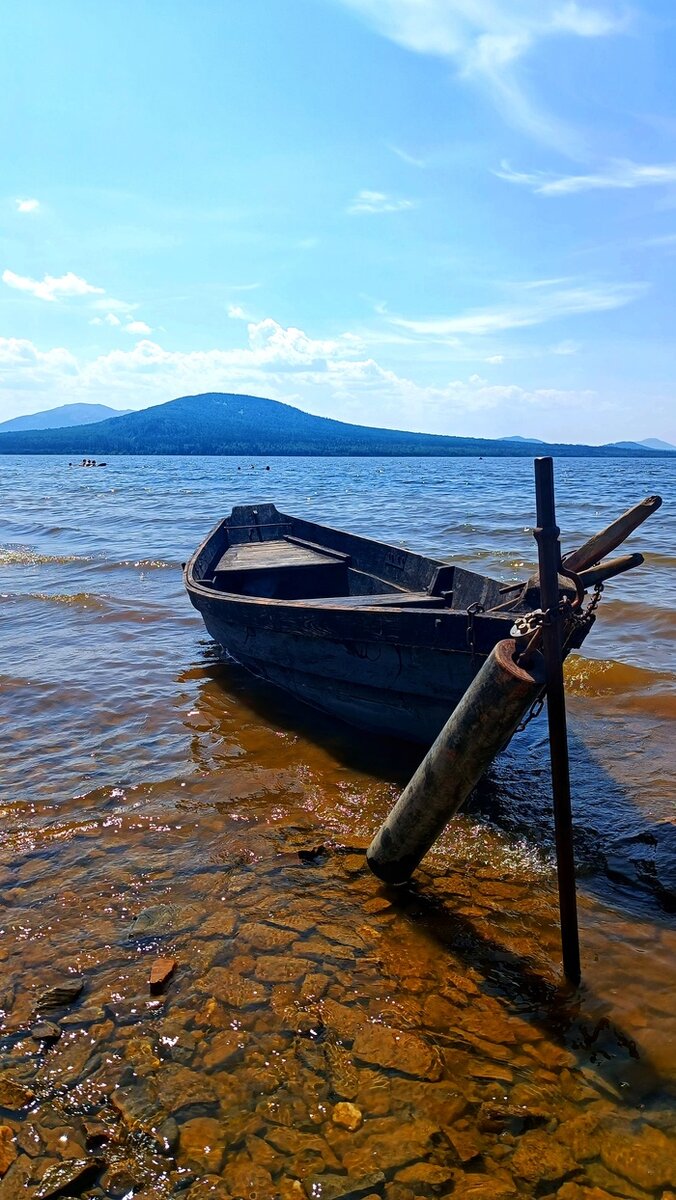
<box><xmin>577</xmin><ymin>552</ymin><xmax>644</xmax><ymax>589</ymax></box>
<box><xmin>563</xmin><ymin>495</ymin><xmax>662</xmax><ymax>573</ymax></box>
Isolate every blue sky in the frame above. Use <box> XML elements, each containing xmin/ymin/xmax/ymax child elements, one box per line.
<box><xmin>2</xmin><ymin>0</ymin><xmax>676</xmax><ymax>442</ymax></box>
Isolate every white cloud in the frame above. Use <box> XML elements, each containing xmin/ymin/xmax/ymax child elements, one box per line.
<box><xmin>389</xmin><ymin>145</ymin><xmax>428</xmax><ymax>168</ymax></box>
<box><xmin>2</xmin><ymin>269</ymin><xmax>104</xmax><ymax>303</ymax></box>
<box><xmin>124</xmin><ymin>320</ymin><xmax>151</xmax><ymax>334</ymax></box>
<box><xmin>92</xmin><ymin>296</ymin><xmax>138</xmax><ymax>314</ymax></box>
<box><xmin>389</xmin><ymin>279</ymin><xmax>645</xmax><ymax>337</ymax></box>
<box><xmin>16</xmin><ymin>198</ymin><xmax>40</xmax><ymax>214</ymax></box>
<box><xmin>496</xmin><ymin>158</ymin><xmax>676</xmax><ymax>195</ymax></box>
<box><xmin>338</xmin><ymin>1</ymin><xmax>625</xmax><ymax>152</ymax></box>
<box><xmin>227</xmin><ymin>304</ymin><xmax>247</xmax><ymax>320</ymax></box>
<box><xmin>348</xmin><ymin>189</ymin><xmax>414</xmax><ymax>215</ymax></box>
<box><xmin>486</xmin><ymin>354</ymin><xmax>505</xmax><ymax>363</ymax></box>
<box><xmin>4</xmin><ymin>317</ymin><xmax>672</xmax><ymax>442</ymax></box>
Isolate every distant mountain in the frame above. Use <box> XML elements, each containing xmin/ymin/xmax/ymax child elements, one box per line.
<box><xmin>504</xmin><ymin>435</ymin><xmax>546</xmax><ymax>444</ymax></box>
<box><xmin>639</xmin><ymin>437</ymin><xmax>676</xmax><ymax>451</ymax></box>
<box><xmin>0</xmin><ymin>392</ymin><xmax>670</xmax><ymax>458</ymax></box>
<box><xmin>0</xmin><ymin>403</ymin><xmax>132</xmax><ymax>433</ymax></box>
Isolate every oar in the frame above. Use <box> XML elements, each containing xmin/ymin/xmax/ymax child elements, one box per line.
<box><xmin>577</xmin><ymin>552</ymin><xmax>644</xmax><ymax>589</ymax></box>
<box><xmin>562</xmin><ymin>495</ymin><xmax>662</xmax><ymax>573</ymax></box>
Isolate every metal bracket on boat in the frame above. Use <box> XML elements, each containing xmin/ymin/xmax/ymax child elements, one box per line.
<box><xmin>465</xmin><ymin>602</ymin><xmax>485</xmax><ymax>662</ymax></box>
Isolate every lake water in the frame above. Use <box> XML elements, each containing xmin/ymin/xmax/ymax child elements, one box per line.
<box><xmin>0</xmin><ymin>454</ymin><xmax>674</xmax><ymax>1198</ymax></box>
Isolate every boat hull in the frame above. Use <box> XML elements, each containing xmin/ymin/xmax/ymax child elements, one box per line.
<box><xmin>193</xmin><ymin>596</ymin><xmax>486</xmax><ymax>744</ymax></box>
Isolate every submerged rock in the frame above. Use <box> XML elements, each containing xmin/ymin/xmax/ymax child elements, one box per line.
<box><xmin>0</xmin><ymin>1075</ymin><xmax>35</xmax><ymax>1111</ymax></box>
<box><xmin>36</xmin><ymin>978</ymin><xmax>84</xmax><ymax>1010</ymax></box>
<box><xmin>511</xmin><ymin>1129</ymin><xmax>577</xmax><ymax>1185</ymax></box>
<box><xmin>352</xmin><ymin>1024</ymin><xmax>443</xmax><ymax>1081</ymax></box>
<box><xmin>599</xmin><ymin>1122</ymin><xmax>676</xmax><ymax>1191</ymax></box>
<box><xmin>33</xmin><ymin>1157</ymin><xmax>101</xmax><ymax>1199</ymax></box>
<box><xmin>30</xmin><ymin>1022</ymin><xmax>61</xmax><ymax>1043</ymax></box>
<box><xmin>0</xmin><ymin>1127</ymin><xmax>17</xmax><ymax>1178</ymax></box>
<box><xmin>303</xmin><ymin>1170</ymin><xmax>385</xmax><ymax>1200</ymax></box>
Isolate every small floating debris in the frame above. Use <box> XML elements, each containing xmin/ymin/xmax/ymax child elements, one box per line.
<box><xmin>149</xmin><ymin>955</ymin><xmax>177</xmax><ymax>994</ymax></box>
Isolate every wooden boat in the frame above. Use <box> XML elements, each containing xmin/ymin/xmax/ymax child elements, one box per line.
<box><xmin>185</xmin><ymin>502</ymin><xmax>549</xmax><ymax>744</ymax></box>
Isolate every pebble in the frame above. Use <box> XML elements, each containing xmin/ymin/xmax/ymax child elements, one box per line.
<box><xmin>149</xmin><ymin>955</ymin><xmax>177</xmax><ymax>994</ymax></box>
<box><xmin>331</xmin><ymin>1102</ymin><xmax>363</xmax><ymax>1131</ymax></box>
<box><xmin>303</xmin><ymin>1170</ymin><xmax>386</xmax><ymax>1200</ymax></box>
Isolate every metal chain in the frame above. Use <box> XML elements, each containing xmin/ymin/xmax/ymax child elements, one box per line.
<box><xmin>513</xmin><ymin>582</ymin><xmax>605</xmax><ymax>734</ymax></box>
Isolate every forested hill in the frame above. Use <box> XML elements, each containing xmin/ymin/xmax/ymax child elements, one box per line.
<box><xmin>0</xmin><ymin>391</ymin><xmax>666</xmax><ymax>457</ymax></box>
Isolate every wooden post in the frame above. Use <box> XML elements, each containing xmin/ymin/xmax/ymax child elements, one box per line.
<box><xmin>533</xmin><ymin>457</ymin><xmax>581</xmax><ymax>986</ymax></box>
<box><xmin>367</xmin><ymin>639</ymin><xmax>544</xmax><ymax>884</ymax></box>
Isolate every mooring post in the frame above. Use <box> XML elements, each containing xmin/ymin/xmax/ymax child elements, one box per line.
<box><xmin>533</xmin><ymin>457</ymin><xmax>581</xmax><ymax>986</ymax></box>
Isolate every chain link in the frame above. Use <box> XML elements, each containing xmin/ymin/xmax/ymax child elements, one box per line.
<box><xmin>513</xmin><ymin>581</ymin><xmax>604</xmax><ymax>734</ymax></box>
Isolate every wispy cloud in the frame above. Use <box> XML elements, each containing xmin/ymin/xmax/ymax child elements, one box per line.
<box><xmin>348</xmin><ymin>189</ymin><xmax>414</xmax><ymax>215</ymax></box>
<box><xmin>2</xmin><ymin>269</ymin><xmax>104</xmax><ymax>302</ymax></box>
<box><xmin>388</xmin><ymin>144</ymin><xmax>427</xmax><ymax>169</ymax></box>
<box><xmin>389</xmin><ymin>279</ymin><xmax>645</xmax><ymax>337</ymax></box>
<box><xmin>338</xmin><ymin>1</ymin><xmax>626</xmax><ymax>153</ymax></box>
<box><xmin>496</xmin><ymin>158</ymin><xmax>676</xmax><ymax>195</ymax></box>
<box><xmin>15</xmin><ymin>198</ymin><xmax>40</xmax><ymax>214</ymax></box>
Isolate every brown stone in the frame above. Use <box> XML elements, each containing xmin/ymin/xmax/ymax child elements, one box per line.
<box><xmin>585</xmin><ymin>1162</ymin><xmax>655</xmax><ymax>1200</ymax></box>
<box><xmin>100</xmin><ymin>1161</ymin><xmax>139</xmax><ymax>1198</ymax></box>
<box><xmin>556</xmin><ymin>1111</ymin><xmax>603</xmax><ymax>1161</ymax></box>
<box><xmin>300</xmin><ymin>973</ymin><xmax>330</xmax><ymax>1002</ymax></box>
<box><xmin>36</xmin><ymin>977</ymin><xmax>84</xmax><ymax>1010</ymax></box>
<box><xmin>352</xmin><ymin>1024</ymin><xmax>443</xmax><ymax>1081</ymax></box>
<box><xmin>149</xmin><ymin>956</ymin><xmax>177</xmax><ymax>994</ymax></box>
<box><xmin>422</xmin><ymin>994</ymin><xmax>460</xmax><ymax>1028</ymax></box>
<box><xmin>221</xmin><ymin>1156</ymin><xmax>276</xmax><ymax>1198</ymax></box>
<box><xmin>34</xmin><ymin>1157</ymin><xmax>101</xmax><ymax>1199</ymax></box>
<box><xmin>303</xmin><ymin>1170</ymin><xmax>385</xmax><ymax>1200</ymax></box>
<box><xmin>332</xmin><ymin>1102</ymin><xmax>363</xmax><ymax>1131</ymax></box>
<box><xmin>253</xmin><ymin>955</ymin><xmax>309</xmax><ymax>983</ymax></box>
<box><xmin>362</xmin><ymin>897</ymin><xmax>392</xmax><ymax>914</ymax></box>
<box><xmin>201</xmin><ymin>1028</ymin><xmax>248</xmax><ymax>1070</ymax></box>
<box><xmin>339</xmin><ymin>1117</ymin><xmax>439</xmax><ymax>1174</ymax></box>
<box><xmin>600</xmin><ymin>1123</ymin><xmax>676</xmax><ymax>1192</ymax></box>
<box><xmin>511</xmin><ymin>1129</ymin><xmax>577</xmax><ymax>1184</ymax></box>
<box><xmin>0</xmin><ymin>1075</ymin><xmax>35</xmax><ymax>1111</ymax></box>
<box><xmin>30</xmin><ymin>1022</ymin><xmax>61</xmax><ymax>1043</ymax></box>
<box><xmin>155</xmin><ymin>1065</ymin><xmax>219</xmax><ymax>1114</ymax></box>
<box><xmin>200</xmin><ymin>966</ymin><xmax>268</xmax><ymax>1008</ymax></box>
<box><xmin>324</xmin><ymin>1040</ymin><xmax>359</xmax><ymax>1100</ymax></box>
<box><xmin>0</xmin><ymin>1128</ymin><xmax>16</xmax><ymax>1178</ymax></box>
<box><xmin>179</xmin><ymin>1117</ymin><xmax>224</xmax><ymax>1174</ymax></box>
<box><xmin>451</xmin><ymin>1175</ymin><xmax>517</xmax><ymax>1198</ymax></box>
<box><xmin>467</xmin><ymin>1060</ymin><xmax>513</xmax><ymax>1083</ymax></box>
<box><xmin>0</xmin><ymin>1154</ymin><xmax>32</xmax><ymax>1200</ymax></box>
<box><xmin>448</xmin><ymin>1125</ymin><xmax>483</xmax><ymax>1162</ymax></box>
<box><xmin>321</xmin><ymin>999</ymin><xmax>367</xmax><ymax>1042</ymax></box>
<box><xmin>240</xmin><ymin>921</ymin><xmax>296</xmax><ymax>951</ymax></box>
<box><xmin>395</xmin><ymin>1162</ymin><xmax>456</xmax><ymax>1186</ymax></box>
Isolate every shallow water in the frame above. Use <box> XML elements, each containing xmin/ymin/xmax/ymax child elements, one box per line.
<box><xmin>0</xmin><ymin>454</ymin><xmax>674</xmax><ymax>1199</ymax></box>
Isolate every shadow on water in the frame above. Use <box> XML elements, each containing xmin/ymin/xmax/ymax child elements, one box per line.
<box><xmin>186</xmin><ymin>654</ymin><xmax>676</xmax><ymax>1112</ymax></box>
<box><xmin>190</xmin><ymin>649</ymin><xmax>676</xmax><ymax>921</ymax></box>
<box><xmin>380</xmin><ymin>877</ymin><xmax>676</xmax><ymax>1110</ymax></box>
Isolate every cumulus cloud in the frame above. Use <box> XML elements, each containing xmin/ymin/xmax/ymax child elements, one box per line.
<box><xmin>16</xmin><ymin>198</ymin><xmax>40</xmax><ymax>213</ymax></box>
<box><xmin>496</xmin><ymin>158</ymin><xmax>676</xmax><ymax>195</ymax></box>
<box><xmin>348</xmin><ymin>190</ymin><xmax>414</xmax><ymax>215</ymax></box>
<box><xmin>124</xmin><ymin>320</ymin><xmax>152</xmax><ymax>334</ymax></box>
<box><xmin>338</xmin><ymin>0</ymin><xmax>625</xmax><ymax>152</ymax></box>
<box><xmin>2</xmin><ymin>269</ymin><xmax>104</xmax><ymax>302</ymax></box>
<box><xmin>0</xmin><ymin>318</ymin><xmax>605</xmax><ymax>439</ymax></box>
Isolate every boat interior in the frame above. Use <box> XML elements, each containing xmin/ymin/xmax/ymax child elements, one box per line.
<box><xmin>190</xmin><ymin>503</ymin><xmax>508</xmax><ymax>612</ymax></box>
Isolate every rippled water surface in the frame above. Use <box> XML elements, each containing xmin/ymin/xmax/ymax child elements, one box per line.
<box><xmin>0</xmin><ymin>454</ymin><xmax>674</xmax><ymax>1199</ymax></box>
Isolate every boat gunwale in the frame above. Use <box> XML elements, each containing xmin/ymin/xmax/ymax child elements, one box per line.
<box><xmin>184</xmin><ymin>508</ymin><xmax>513</xmax><ymax>624</ymax></box>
